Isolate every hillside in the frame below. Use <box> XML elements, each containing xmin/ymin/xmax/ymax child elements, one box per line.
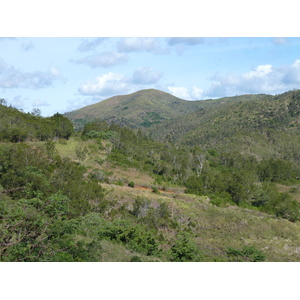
<box><xmin>65</xmin><ymin>89</ymin><xmax>273</xmax><ymax>130</ymax></box>
<box><xmin>148</xmin><ymin>89</ymin><xmax>300</xmax><ymax>162</ymax></box>
<box><xmin>0</xmin><ymin>103</ymin><xmax>73</xmax><ymax>141</ymax></box>
<box><xmin>65</xmin><ymin>89</ymin><xmax>206</xmax><ymax>130</ymax></box>
<box><xmin>2</xmin><ymin>128</ymin><xmax>300</xmax><ymax>261</ymax></box>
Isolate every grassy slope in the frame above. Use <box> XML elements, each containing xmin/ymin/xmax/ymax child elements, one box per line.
<box><xmin>55</xmin><ymin>137</ymin><xmax>300</xmax><ymax>261</ymax></box>
<box><xmin>65</xmin><ymin>90</ymin><xmax>274</xmax><ymax>131</ymax></box>
<box><xmin>65</xmin><ymin>89</ymin><xmax>206</xmax><ymax>129</ymax></box>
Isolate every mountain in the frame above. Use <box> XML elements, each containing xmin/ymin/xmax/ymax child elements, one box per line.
<box><xmin>65</xmin><ymin>89</ymin><xmax>207</xmax><ymax>130</ymax></box>
<box><xmin>65</xmin><ymin>89</ymin><xmax>272</xmax><ymax>130</ymax></box>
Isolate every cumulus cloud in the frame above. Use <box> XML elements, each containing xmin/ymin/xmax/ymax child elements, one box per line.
<box><xmin>281</xmin><ymin>59</ymin><xmax>300</xmax><ymax>84</ymax></box>
<box><xmin>132</xmin><ymin>67</ymin><xmax>162</xmax><ymax>84</ymax></box>
<box><xmin>168</xmin><ymin>86</ymin><xmax>204</xmax><ymax>100</ymax></box>
<box><xmin>78</xmin><ymin>72</ymin><xmax>132</xmax><ymax>96</ymax></box>
<box><xmin>78</xmin><ymin>66</ymin><xmax>164</xmax><ymax>97</ymax></box>
<box><xmin>77</xmin><ymin>37</ymin><xmax>108</xmax><ymax>52</ymax></box>
<box><xmin>206</xmin><ymin>60</ymin><xmax>300</xmax><ymax>97</ymax></box>
<box><xmin>0</xmin><ymin>59</ymin><xmax>63</xmax><ymax>89</ymax></box>
<box><xmin>73</xmin><ymin>52</ymin><xmax>128</xmax><ymax>68</ymax></box>
<box><xmin>117</xmin><ymin>37</ymin><xmax>163</xmax><ymax>54</ymax></box>
<box><xmin>243</xmin><ymin>64</ymin><xmax>273</xmax><ymax>79</ymax></box>
<box><xmin>166</xmin><ymin>37</ymin><xmax>205</xmax><ymax>54</ymax></box>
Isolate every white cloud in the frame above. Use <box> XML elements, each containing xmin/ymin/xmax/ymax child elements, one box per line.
<box><xmin>243</xmin><ymin>64</ymin><xmax>273</xmax><ymax>79</ymax></box>
<box><xmin>191</xmin><ymin>87</ymin><xmax>204</xmax><ymax>99</ymax></box>
<box><xmin>168</xmin><ymin>86</ymin><xmax>191</xmax><ymax>99</ymax></box>
<box><xmin>132</xmin><ymin>67</ymin><xmax>162</xmax><ymax>84</ymax></box>
<box><xmin>78</xmin><ymin>72</ymin><xmax>132</xmax><ymax>96</ymax></box>
<box><xmin>73</xmin><ymin>52</ymin><xmax>128</xmax><ymax>68</ymax></box>
<box><xmin>117</xmin><ymin>37</ymin><xmax>163</xmax><ymax>54</ymax></box>
<box><xmin>206</xmin><ymin>60</ymin><xmax>300</xmax><ymax>97</ymax></box>
<box><xmin>77</xmin><ymin>38</ymin><xmax>108</xmax><ymax>52</ymax></box>
<box><xmin>168</xmin><ymin>86</ymin><xmax>203</xmax><ymax>100</ymax></box>
<box><xmin>78</xmin><ymin>67</ymin><xmax>165</xmax><ymax>98</ymax></box>
<box><xmin>282</xmin><ymin>59</ymin><xmax>300</xmax><ymax>84</ymax></box>
<box><xmin>166</xmin><ymin>37</ymin><xmax>205</xmax><ymax>54</ymax></box>
<box><xmin>0</xmin><ymin>59</ymin><xmax>63</xmax><ymax>89</ymax></box>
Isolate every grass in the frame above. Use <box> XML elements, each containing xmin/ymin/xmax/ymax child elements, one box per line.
<box><xmin>53</xmin><ymin>137</ymin><xmax>300</xmax><ymax>261</ymax></box>
<box><xmin>102</xmin><ymin>181</ymin><xmax>300</xmax><ymax>261</ymax></box>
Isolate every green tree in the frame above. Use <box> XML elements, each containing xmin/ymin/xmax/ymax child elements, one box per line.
<box><xmin>168</xmin><ymin>232</ymin><xmax>201</xmax><ymax>262</ymax></box>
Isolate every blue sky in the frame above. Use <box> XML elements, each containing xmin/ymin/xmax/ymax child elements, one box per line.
<box><xmin>1</xmin><ymin>37</ymin><xmax>300</xmax><ymax>116</ymax></box>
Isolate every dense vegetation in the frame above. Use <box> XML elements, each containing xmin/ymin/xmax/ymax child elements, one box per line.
<box><xmin>81</xmin><ymin>120</ymin><xmax>300</xmax><ymax>223</ymax></box>
<box><xmin>0</xmin><ymin>101</ymin><xmax>73</xmax><ymax>142</ymax></box>
<box><xmin>1</xmin><ymin>89</ymin><xmax>300</xmax><ymax>262</ymax></box>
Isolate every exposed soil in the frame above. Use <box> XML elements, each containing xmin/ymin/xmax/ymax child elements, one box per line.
<box><xmin>134</xmin><ymin>185</ymin><xmax>176</xmax><ymax>194</ymax></box>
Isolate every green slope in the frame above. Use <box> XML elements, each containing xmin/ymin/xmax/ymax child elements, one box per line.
<box><xmin>149</xmin><ymin>89</ymin><xmax>300</xmax><ymax>161</ymax></box>
<box><xmin>64</xmin><ymin>89</ymin><xmax>206</xmax><ymax>130</ymax></box>
<box><xmin>65</xmin><ymin>89</ymin><xmax>272</xmax><ymax>130</ymax></box>
<box><xmin>0</xmin><ymin>103</ymin><xmax>73</xmax><ymax>142</ymax></box>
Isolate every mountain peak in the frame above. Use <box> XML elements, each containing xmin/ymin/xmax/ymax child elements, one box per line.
<box><xmin>65</xmin><ymin>89</ymin><xmax>201</xmax><ymax>130</ymax></box>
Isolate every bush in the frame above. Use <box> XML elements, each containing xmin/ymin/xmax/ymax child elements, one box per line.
<box><xmin>151</xmin><ymin>186</ymin><xmax>160</xmax><ymax>194</ymax></box>
<box><xmin>130</xmin><ymin>256</ymin><xmax>142</xmax><ymax>262</ymax></box>
<box><xmin>98</xmin><ymin>219</ymin><xmax>160</xmax><ymax>256</ymax></box>
<box><xmin>226</xmin><ymin>245</ymin><xmax>266</xmax><ymax>262</ymax></box>
<box><xmin>128</xmin><ymin>181</ymin><xmax>135</xmax><ymax>188</ymax></box>
<box><xmin>168</xmin><ymin>232</ymin><xmax>201</xmax><ymax>262</ymax></box>
<box><xmin>209</xmin><ymin>192</ymin><xmax>234</xmax><ymax>207</ymax></box>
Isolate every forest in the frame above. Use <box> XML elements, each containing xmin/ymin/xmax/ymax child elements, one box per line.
<box><xmin>1</xmin><ymin>90</ymin><xmax>300</xmax><ymax>262</ymax></box>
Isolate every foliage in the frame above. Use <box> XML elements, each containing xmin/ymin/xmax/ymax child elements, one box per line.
<box><xmin>168</xmin><ymin>232</ymin><xmax>202</xmax><ymax>262</ymax></box>
<box><xmin>97</xmin><ymin>219</ymin><xmax>160</xmax><ymax>256</ymax></box>
<box><xmin>128</xmin><ymin>181</ymin><xmax>135</xmax><ymax>188</ymax></box>
<box><xmin>0</xmin><ymin>104</ymin><xmax>74</xmax><ymax>142</ymax></box>
<box><xmin>226</xmin><ymin>246</ymin><xmax>266</xmax><ymax>262</ymax></box>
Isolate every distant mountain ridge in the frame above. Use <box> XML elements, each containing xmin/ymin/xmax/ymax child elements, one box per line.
<box><xmin>65</xmin><ymin>88</ymin><xmax>300</xmax><ymax>162</ymax></box>
<box><xmin>64</xmin><ymin>88</ymin><xmax>272</xmax><ymax>130</ymax></box>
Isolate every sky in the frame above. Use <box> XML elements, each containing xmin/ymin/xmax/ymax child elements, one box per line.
<box><xmin>1</xmin><ymin>37</ymin><xmax>300</xmax><ymax>116</ymax></box>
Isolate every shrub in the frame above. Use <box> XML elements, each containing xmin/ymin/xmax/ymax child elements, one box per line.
<box><xmin>132</xmin><ymin>197</ymin><xmax>150</xmax><ymax>218</ymax></box>
<box><xmin>130</xmin><ymin>256</ymin><xmax>142</xmax><ymax>262</ymax></box>
<box><xmin>226</xmin><ymin>245</ymin><xmax>266</xmax><ymax>262</ymax></box>
<box><xmin>151</xmin><ymin>186</ymin><xmax>160</xmax><ymax>194</ymax></box>
<box><xmin>97</xmin><ymin>219</ymin><xmax>160</xmax><ymax>256</ymax></box>
<box><xmin>168</xmin><ymin>232</ymin><xmax>201</xmax><ymax>262</ymax></box>
<box><xmin>128</xmin><ymin>181</ymin><xmax>135</xmax><ymax>188</ymax></box>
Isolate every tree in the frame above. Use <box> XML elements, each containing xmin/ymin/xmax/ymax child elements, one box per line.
<box><xmin>168</xmin><ymin>232</ymin><xmax>201</xmax><ymax>262</ymax></box>
<box><xmin>31</xmin><ymin>108</ymin><xmax>42</xmax><ymax>117</ymax></box>
<box><xmin>0</xmin><ymin>99</ymin><xmax>7</xmax><ymax>106</ymax></box>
